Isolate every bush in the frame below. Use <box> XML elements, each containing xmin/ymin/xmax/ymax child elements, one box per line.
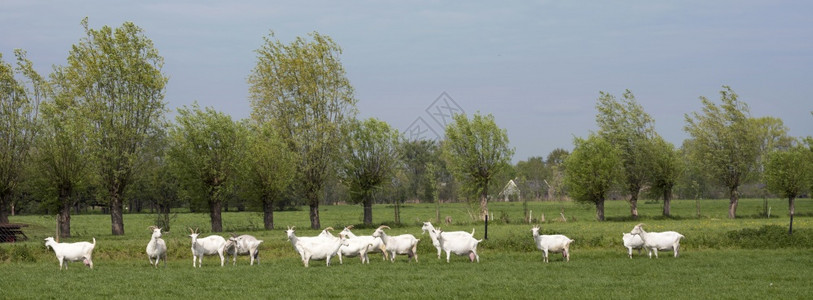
<box><xmin>725</xmin><ymin>225</ymin><xmax>813</xmax><ymax>249</ymax></box>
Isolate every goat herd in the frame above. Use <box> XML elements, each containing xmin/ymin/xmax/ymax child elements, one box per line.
<box><xmin>41</xmin><ymin>222</ymin><xmax>685</xmax><ymax>270</ymax></box>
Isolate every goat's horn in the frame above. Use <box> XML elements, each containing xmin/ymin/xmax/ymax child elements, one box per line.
<box><xmin>291</xmin><ymin>226</ymin><xmax>296</xmax><ymax>230</ymax></box>
<box><xmin>635</xmin><ymin>223</ymin><xmax>645</xmax><ymax>227</ymax></box>
<box><xmin>188</xmin><ymin>227</ymin><xmax>194</xmax><ymax>234</ymax></box>
<box><xmin>346</xmin><ymin>225</ymin><xmax>354</xmax><ymax>230</ymax></box>
<box><xmin>325</xmin><ymin>227</ymin><xmax>334</xmax><ymax>231</ymax></box>
<box><xmin>378</xmin><ymin>225</ymin><xmax>391</xmax><ymax>230</ymax></box>
<box><xmin>195</xmin><ymin>227</ymin><xmax>199</xmax><ymax>234</ymax></box>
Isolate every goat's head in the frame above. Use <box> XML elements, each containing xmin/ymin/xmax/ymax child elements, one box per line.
<box><xmin>630</xmin><ymin>223</ymin><xmax>645</xmax><ymax>236</ymax></box>
<box><xmin>340</xmin><ymin>225</ymin><xmax>354</xmax><ymax>236</ymax></box>
<box><xmin>188</xmin><ymin>227</ymin><xmax>200</xmax><ymax>241</ymax></box>
<box><xmin>372</xmin><ymin>225</ymin><xmax>390</xmax><ymax>238</ymax></box>
<box><xmin>285</xmin><ymin>226</ymin><xmax>296</xmax><ymax>241</ymax></box>
<box><xmin>531</xmin><ymin>225</ymin><xmax>540</xmax><ymax>235</ymax></box>
<box><xmin>421</xmin><ymin>222</ymin><xmax>434</xmax><ymax>235</ymax></box>
<box><xmin>44</xmin><ymin>237</ymin><xmax>55</xmax><ymax>249</ymax></box>
<box><xmin>149</xmin><ymin>226</ymin><xmax>162</xmax><ymax>239</ymax></box>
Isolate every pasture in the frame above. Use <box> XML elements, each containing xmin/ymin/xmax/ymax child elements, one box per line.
<box><xmin>1</xmin><ymin>198</ymin><xmax>812</xmax><ymax>299</ymax></box>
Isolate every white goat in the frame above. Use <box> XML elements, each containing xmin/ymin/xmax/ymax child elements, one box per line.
<box><xmin>629</xmin><ymin>223</ymin><xmax>684</xmax><ymax>258</ymax></box>
<box><xmin>339</xmin><ymin>225</ymin><xmax>389</xmax><ymax>261</ymax></box>
<box><xmin>371</xmin><ymin>225</ymin><xmax>420</xmax><ymax>263</ymax></box>
<box><xmin>146</xmin><ymin>226</ymin><xmax>167</xmax><ymax>268</ymax></box>
<box><xmin>44</xmin><ymin>237</ymin><xmax>96</xmax><ymax>270</ymax></box>
<box><xmin>188</xmin><ymin>228</ymin><xmax>227</xmax><ymax>267</ymax></box>
<box><xmin>622</xmin><ymin>232</ymin><xmax>644</xmax><ymax>259</ymax></box>
<box><xmin>225</xmin><ymin>234</ymin><xmax>263</xmax><ymax>266</ymax></box>
<box><xmin>337</xmin><ymin>232</ymin><xmax>373</xmax><ymax>264</ymax></box>
<box><xmin>434</xmin><ymin>228</ymin><xmax>482</xmax><ymax>263</ymax></box>
<box><xmin>421</xmin><ymin>221</ymin><xmax>474</xmax><ymax>259</ymax></box>
<box><xmin>285</xmin><ymin>226</ymin><xmax>345</xmax><ymax>267</ymax></box>
<box><xmin>531</xmin><ymin>225</ymin><xmax>574</xmax><ymax>263</ymax></box>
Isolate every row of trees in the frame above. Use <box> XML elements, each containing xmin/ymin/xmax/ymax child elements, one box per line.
<box><xmin>558</xmin><ymin>87</ymin><xmax>812</xmax><ymax>224</ymax></box>
<box><xmin>2</xmin><ymin>19</ymin><xmax>810</xmax><ymax>237</ymax></box>
<box><xmin>0</xmin><ymin>20</ymin><xmax>514</xmax><ymax>235</ymax></box>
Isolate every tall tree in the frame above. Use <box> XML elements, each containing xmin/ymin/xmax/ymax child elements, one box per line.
<box><xmin>442</xmin><ymin>113</ymin><xmax>514</xmax><ymax>220</ymax></box>
<box><xmin>248</xmin><ymin>31</ymin><xmax>357</xmax><ymax>229</ymax></box>
<box><xmin>646</xmin><ymin>135</ymin><xmax>683</xmax><ymax>216</ymax></box>
<box><xmin>61</xmin><ymin>19</ymin><xmax>167</xmax><ymax>235</ymax></box>
<box><xmin>764</xmin><ymin>144</ymin><xmax>812</xmax><ymax>234</ymax></box>
<box><xmin>28</xmin><ymin>64</ymin><xmax>91</xmax><ymax>237</ymax></box>
<box><xmin>596</xmin><ymin>90</ymin><xmax>657</xmax><ymax>218</ymax></box>
<box><xmin>242</xmin><ymin>121</ymin><xmax>297</xmax><ymax>230</ymax></box>
<box><xmin>0</xmin><ymin>50</ymin><xmax>42</xmax><ymax>223</ymax></box>
<box><xmin>338</xmin><ymin>118</ymin><xmax>400</xmax><ymax>225</ymax></box>
<box><xmin>684</xmin><ymin>86</ymin><xmax>760</xmax><ymax>219</ymax></box>
<box><xmin>563</xmin><ymin>134</ymin><xmax>622</xmax><ymax>221</ymax></box>
<box><xmin>168</xmin><ymin>104</ymin><xmax>246</xmax><ymax>232</ymax></box>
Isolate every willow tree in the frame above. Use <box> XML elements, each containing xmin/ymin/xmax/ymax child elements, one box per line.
<box><xmin>168</xmin><ymin>104</ymin><xmax>246</xmax><ymax>232</ymax></box>
<box><xmin>61</xmin><ymin>19</ymin><xmax>167</xmax><ymax>235</ymax></box>
<box><xmin>646</xmin><ymin>135</ymin><xmax>683</xmax><ymax>216</ymax></box>
<box><xmin>243</xmin><ymin>121</ymin><xmax>297</xmax><ymax>230</ymax></box>
<box><xmin>248</xmin><ymin>31</ymin><xmax>357</xmax><ymax>229</ymax></box>
<box><xmin>0</xmin><ymin>50</ymin><xmax>42</xmax><ymax>223</ymax></box>
<box><xmin>596</xmin><ymin>90</ymin><xmax>657</xmax><ymax>218</ymax></box>
<box><xmin>442</xmin><ymin>113</ymin><xmax>513</xmax><ymax>220</ymax></box>
<box><xmin>764</xmin><ymin>145</ymin><xmax>812</xmax><ymax>234</ymax></box>
<box><xmin>26</xmin><ymin>63</ymin><xmax>94</xmax><ymax>237</ymax></box>
<box><xmin>684</xmin><ymin>86</ymin><xmax>760</xmax><ymax>219</ymax></box>
<box><xmin>338</xmin><ymin>118</ymin><xmax>399</xmax><ymax>225</ymax></box>
<box><xmin>563</xmin><ymin>134</ymin><xmax>622</xmax><ymax>221</ymax></box>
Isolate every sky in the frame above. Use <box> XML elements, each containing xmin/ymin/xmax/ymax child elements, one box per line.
<box><xmin>2</xmin><ymin>1</ymin><xmax>812</xmax><ymax>162</ymax></box>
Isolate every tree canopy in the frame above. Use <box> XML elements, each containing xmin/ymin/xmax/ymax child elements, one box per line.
<box><xmin>684</xmin><ymin>86</ymin><xmax>761</xmax><ymax>219</ymax></box>
<box><xmin>338</xmin><ymin>118</ymin><xmax>400</xmax><ymax>225</ymax></box>
<box><xmin>61</xmin><ymin>18</ymin><xmax>167</xmax><ymax>235</ymax></box>
<box><xmin>442</xmin><ymin>113</ymin><xmax>513</xmax><ymax>220</ymax></box>
<box><xmin>564</xmin><ymin>134</ymin><xmax>622</xmax><ymax>221</ymax></box>
<box><xmin>248</xmin><ymin>31</ymin><xmax>357</xmax><ymax>229</ymax></box>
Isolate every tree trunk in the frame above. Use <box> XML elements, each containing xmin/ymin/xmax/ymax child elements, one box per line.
<box><xmin>209</xmin><ymin>198</ymin><xmax>223</xmax><ymax>232</ymax></box>
<box><xmin>363</xmin><ymin>193</ymin><xmax>373</xmax><ymax>226</ymax></box>
<box><xmin>262</xmin><ymin>194</ymin><xmax>274</xmax><ymax>230</ymax></box>
<box><xmin>596</xmin><ymin>199</ymin><xmax>605</xmax><ymax>221</ymax></box>
<box><xmin>662</xmin><ymin>189</ymin><xmax>672</xmax><ymax>217</ymax></box>
<box><xmin>110</xmin><ymin>192</ymin><xmax>125</xmax><ymax>235</ymax></box>
<box><xmin>309</xmin><ymin>203</ymin><xmax>320</xmax><ymax>229</ymax></box>
<box><xmin>479</xmin><ymin>190</ymin><xmax>489</xmax><ymax>221</ymax></box>
<box><xmin>728</xmin><ymin>188</ymin><xmax>739</xmax><ymax>219</ymax></box>
<box><xmin>789</xmin><ymin>196</ymin><xmax>795</xmax><ymax>235</ymax></box>
<box><xmin>59</xmin><ymin>193</ymin><xmax>72</xmax><ymax>238</ymax></box>
<box><xmin>629</xmin><ymin>191</ymin><xmax>639</xmax><ymax>219</ymax></box>
<box><xmin>0</xmin><ymin>192</ymin><xmax>10</xmax><ymax>224</ymax></box>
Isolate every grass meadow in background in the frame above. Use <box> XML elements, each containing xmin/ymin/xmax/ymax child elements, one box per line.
<box><xmin>1</xmin><ymin>198</ymin><xmax>812</xmax><ymax>299</ymax></box>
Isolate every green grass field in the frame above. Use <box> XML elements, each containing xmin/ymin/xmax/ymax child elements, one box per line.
<box><xmin>1</xmin><ymin>198</ymin><xmax>811</xmax><ymax>299</ymax></box>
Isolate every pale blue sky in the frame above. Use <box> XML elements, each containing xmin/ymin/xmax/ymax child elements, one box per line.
<box><xmin>2</xmin><ymin>1</ymin><xmax>811</xmax><ymax>162</ymax></box>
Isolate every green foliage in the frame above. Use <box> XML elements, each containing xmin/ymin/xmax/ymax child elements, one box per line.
<box><xmin>338</xmin><ymin>118</ymin><xmax>399</xmax><ymax>224</ymax></box>
<box><xmin>0</xmin><ymin>50</ymin><xmax>44</xmax><ymax>223</ymax></box>
<box><xmin>240</xmin><ymin>120</ymin><xmax>297</xmax><ymax>229</ymax></box>
<box><xmin>596</xmin><ymin>90</ymin><xmax>658</xmax><ymax>216</ymax></box>
<box><xmin>764</xmin><ymin>145</ymin><xmax>811</xmax><ymax>200</ymax></box>
<box><xmin>248</xmin><ymin>31</ymin><xmax>357</xmax><ymax>229</ymax></box>
<box><xmin>168</xmin><ymin>104</ymin><xmax>247</xmax><ymax>232</ymax></box>
<box><xmin>57</xmin><ymin>18</ymin><xmax>168</xmax><ymax>235</ymax></box>
<box><xmin>564</xmin><ymin>134</ymin><xmax>622</xmax><ymax>220</ymax></box>
<box><xmin>442</xmin><ymin>113</ymin><xmax>514</xmax><ymax>219</ymax></box>
<box><xmin>684</xmin><ymin>86</ymin><xmax>761</xmax><ymax>218</ymax></box>
<box><xmin>725</xmin><ymin>225</ymin><xmax>813</xmax><ymax>248</ymax></box>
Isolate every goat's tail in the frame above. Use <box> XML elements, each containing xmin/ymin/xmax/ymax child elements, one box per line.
<box><xmin>92</xmin><ymin>237</ymin><xmax>96</xmax><ymax>246</ymax></box>
<box><xmin>471</xmin><ymin>228</ymin><xmax>476</xmax><ymax>235</ymax></box>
